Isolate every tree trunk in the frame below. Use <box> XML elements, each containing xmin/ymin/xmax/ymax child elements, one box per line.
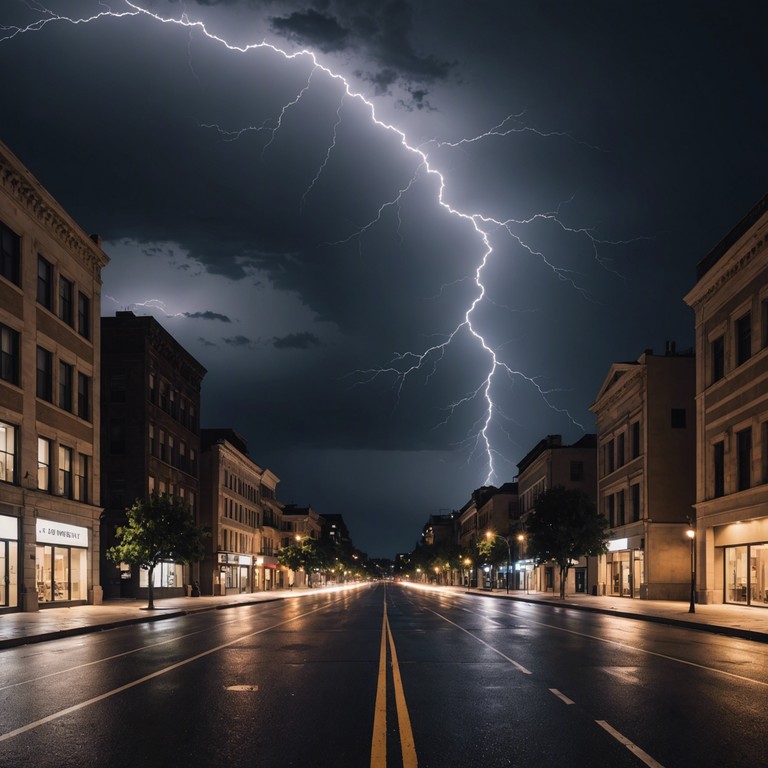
<box><xmin>559</xmin><ymin>563</ymin><xmax>568</xmax><ymax>599</ymax></box>
<box><xmin>147</xmin><ymin>565</ymin><xmax>155</xmax><ymax>609</ymax></box>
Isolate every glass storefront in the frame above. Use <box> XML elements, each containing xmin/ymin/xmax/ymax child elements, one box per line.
<box><xmin>36</xmin><ymin>544</ymin><xmax>87</xmax><ymax>603</ymax></box>
<box><xmin>35</xmin><ymin>518</ymin><xmax>89</xmax><ymax>604</ymax></box>
<box><xmin>0</xmin><ymin>517</ymin><xmax>18</xmax><ymax>609</ymax></box>
<box><xmin>140</xmin><ymin>561</ymin><xmax>183</xmax><ymax>588</ymax></box>
<box><xmin>725</xmin><ymin>544</ymin><xmax>768</xmax><ymax>607</ymax></box>
<box><xmin>608</xmin><ymin>549</ymin><xmax>643</xmax><ymax>598</ymax></box>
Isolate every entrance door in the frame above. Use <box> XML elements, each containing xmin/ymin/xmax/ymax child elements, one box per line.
<box><xmin>575</xmin><ymin>568</ymin><xmax>586</xmax><ymax>593</ymax></box>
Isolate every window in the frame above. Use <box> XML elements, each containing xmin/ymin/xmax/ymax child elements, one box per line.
<box><xmin>0</xmin><ymin>323</ymin><xmax>19</xmax><ymax>385</ymax></box>
<box><xmin>713</xmin><ymin>441</ymin><xmax>725</xmax><ymax>498</ymax></box>
<box><xmin>58</xmin><ymin>276</ymin><xmax>74</xmax><ymax>326</ymax></box>
<box><xmin>631</xmin><ymin>421</ymin><xmax>641</xmax><ymax>458</ymax></box>
<box><xmin>617</xmin><ymin>433</ymin><xmax>625</xmax><ymax>467</ymax></box>
<box><xmin>76</xmin><ymin>454</ymin><xmax>88</xmax><ymax>503</ymax></box>
<box><xmin>36</xmin><ymin>347</ymin><xmax>53</xmax><ymax>401</ymax></box>
<box><xmin>737</xmin><ymin>428</ymin><xmax>752</xmax><ymax>492</ymax></box>
<box><xmin>631</xmin><ymin>483</ymin><xmax>640</xmax><ymax>522</ymax></box>
<box><xmin>617</xmin><ymin>490</ymin><xmax>625</xmax><ymax>526</ymax></box>
<box><xmin>37</xmin><ymin>256</ymin><xmax>53</xmax><ymax>309</ymax></box>
<box><xmin>149</xmin><ymin>424</ymin><xmax>156</xmax><ymax>457</ymax></box>
<box><xmin>77</xmin><ymin>373</ymin><xmax>90</xmax><ymax>420</ymax></box>
<box><xmin>736</xmin><ymin>312</ymin><xmax>751</xmax><ymax>366</ymax></box>
<box><xmin>607</xmin><ymin>495</ymin><xmax>615</xmax><ymax>527</ymax></box>
<box><xmin>606</xmin><ymin>439</ymin><xmax>615</xmax><ymax>473</ymax></box>
<box><xmin>763</xmin><ymin>423</ymin><xmax>768</xmax><ymax>485</ymax></box>
<box><xmin>711</xmin><ymin>335</ymin><xmax>724</xmax><ymax>383</ymax></box>
<box><xmin>59</xmin><ymin>362</ymin><xmax>73</xmax><ymax>412</ymax></box>
<box><xmin>109</xmin><ymin>371</ymin><xmax>126</xmax><ymax>403</ymax></box>
<box><xmin>0</xmin><ymin>221</ymin><xmax>20</xmax><ymax>285</ymax></box>
<box><xmin>159</xmin><ymin>430</ymin><xmax>167</xmax><ymax>462</ymax></box>
<box><xmin>109</xmin><ymin>419</ymin><xmax>126</xmax><ymax>454</ymax></box>
<box><xmin>0</xmin><ymin>421</ymin><xmax>17</xmax><ymax>483</ymax></box>
<box><xmin>38</xmin><ymin>437</ymin><xmax>51</xmax><ymax>492</ymax></box>
<box><xmin>149</xmin><ymin>372</ymin><xmax>156</xmax><ymax>404</ymax></box>
<box><xmin>77</xmin><ymin>292</ymin><xmax>90</xmax><ymax>339</ymax></box>
<box><xmin>58</xmin><ymin>445</ymin><xmax>73</xmax><ymax>498</ymax></box>
<box><xmin>570</xmin><ymin>461</ymin><xmax>584</xmax><ymax>482</ymax></box>
<box><xmin>671</xmin><ymin>408</ymin><xmax>686</xmax><ymax>429</ymax></box>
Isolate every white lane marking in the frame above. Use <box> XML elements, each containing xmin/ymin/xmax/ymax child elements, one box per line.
<box><xmin>429</xmin><ymin>610</ymin><xmax>531</xmax><ymax>674</ymax></box>
<box><xmin>225</xmin><ymin>685</ymin><xmax>259</xmax><ymax>691</ymax></box>
<box><xmin>549</xmin><ymin>688</ymin><xmax>574</xmax><ymax>705</ymax></box>
<box><xmin>596</xmin><ymin>720</ymin><xmax>665</xmax><ymax>768</ymax></box>
<box><xmin>414</xmin><ymin>588</ymin><xmax>768</xmax><ymax>689</ymax></box>
<box><xmin>0</xmin><ymin>594</ymin><xmax>353</xmax><ymax>692</ymax></box>
<box><xmin>0</xmin><ymin>599</ymin><xmax>346</xmax><ymax>743</ymax></box>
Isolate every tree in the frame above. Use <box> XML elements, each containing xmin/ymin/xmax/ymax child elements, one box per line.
<box><xmin>525</xmin><ymin>485</ymin><xmax>608</xmax><ymax>599</ymax></box>
<box><xmin>277</xmin><ymin>538</ymin><xmax>331</xmax><ymax>587</ymax></box>
<box><xmin>107</xmin><ymin>493</ymin><xmax>208</xmax><ymax>609</ymax></box>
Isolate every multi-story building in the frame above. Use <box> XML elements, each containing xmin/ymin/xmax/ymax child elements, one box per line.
<box><xmin>199</xmin><ymin>428</ymin><xmax>265</xmax><ymax>596</ymax></box>
<box><xmin>517</xmin><ymin>434</ymin><xmax>596</xmax><ymax>594</ymax></box>
<box><xmin>591</xmin><ymin>348</ymin><xmax>696</xmax><ymax>600</ymax></box>
<box><xmin>685</xmin><ymin>193</ymin><xmax>768</xmax><ymax>608</ymax></box>
<box><xmin>100</xmin><ymin>311</ymin><xmax>206</xmax><ymax>599</ymax></box>
<box><xmin>0</xmin><ymin>140</ymin><xmax>108</xmax><ymax>612</ymax></box>
<box><xmin>457</xmin><ymin>483</ymin><xmax>519</xmax><ymax>588</ymax></box>
<box><xmin>257</xmin><ymin>468</ymin><xmax>284</xmax><ymax>590</ymax></box>
<box><xmin>281</xmin><ymin>504</ymin><xmax>322</xmax><ymax>587</ymax></box>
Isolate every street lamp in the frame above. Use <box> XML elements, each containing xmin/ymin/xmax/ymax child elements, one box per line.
<box><xmin>463</xmin><ymin>558</ymin><xmax>472</xmax><ymax>592</ymax></box>
<box><xmin>486</xmin><ymin>531</ymin><xmax>511</xmax><ymax>594</ymax></box>
<box><xmin>517</xmin><ymin>533</ymin><xmax>526</xmax><ymax>593</ymax></box>
<box><xmin>686</xmin><ymin>526</ymin><xmax>696</xmax><ymax>613</ymax></box>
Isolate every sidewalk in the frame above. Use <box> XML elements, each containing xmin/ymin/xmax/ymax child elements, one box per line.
<box><xmin>2</xmin><ymin>584</ymin><xmax>768</xmax><ymax>649</ymax></box>
<box><xmin>459</xmin><ymin>587</ymin><xmax>768</xmax><ymax>643</ymax></box>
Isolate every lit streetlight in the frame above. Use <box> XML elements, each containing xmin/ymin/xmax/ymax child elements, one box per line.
<box><xmin>686</xmin><ymin>525</ymin><xmax>696</xmax><ymax>613</ymax></box>
<box><xmin>463</xmin><ymin>558</ymin><xmax>472</xmax><ymax>592</ymax></box>
<box><xmin>486</xmin><ymin>531</ymin><xmax>511</xmax><ymax>594</ymax></box>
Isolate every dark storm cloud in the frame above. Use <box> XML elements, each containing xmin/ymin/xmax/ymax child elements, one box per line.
<box><xmin>183</xmin><ymin>310</ymin><xmax>233</xmax><ymax>322</ymax></box>
<box><xmin>271</xmin><ymin>331</ymin><xmax>322</xmax><ymax>349</ymax></box>
<box><xmin>197</xmin><ymin>337</ymin><xmax>218</xmax><ymax>347</ymax></box>
<box><xmin>270</xmin><ymin>9</ymin><xmax>349</xmax><ymax>53</ymax></box>
<box><xmin>222</xmin><ymin>335</ymin><xmax>254</xmax><ymax>347</ymax></box>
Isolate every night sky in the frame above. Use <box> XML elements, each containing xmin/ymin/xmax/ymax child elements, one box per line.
<box><xmin>1</xmin><ymin>1</ymin><xmax>766</xmax><ymax>558</ymax></box>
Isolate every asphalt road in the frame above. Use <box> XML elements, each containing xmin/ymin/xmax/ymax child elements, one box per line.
<box><xmin>1</xmin><ymin>583</ymin><xmax>766</xmax><ymax>767</ymax></box>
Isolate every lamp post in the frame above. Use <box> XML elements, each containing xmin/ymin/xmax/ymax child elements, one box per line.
<box><xmin>486</xmin><ymin>531</ymin><xmax>512</xmax><ymax>594</ymax></box>
<box><xmin>517</xmin><ymin>533</ymin><xmax>526</xmax><ymax>592</ymax></box>
<box><xmin>686</xmin><ymin>526</ymin><xmax>696</xmax><ymax>613</ymax></box>
<box><xmin>463</xmin><ymin>558</ymin><xmax>472</xmax><ymax>592</ymax></box>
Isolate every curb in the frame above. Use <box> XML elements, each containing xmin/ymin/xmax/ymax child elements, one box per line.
<box><xmin>0</xmin><ymin>598</ymin><xmax>285</xmax><ymax>650</ymax></box>
<box><xmin>467</xmin><ymin>590</ymin><xmax>768</xmax><ymax>644</ymax></box>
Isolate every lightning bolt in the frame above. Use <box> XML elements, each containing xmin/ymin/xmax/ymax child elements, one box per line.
<box><xmin>4</xmin><ymin>1</ymin><xmax>629</xmax><ymax>486</ymax></box>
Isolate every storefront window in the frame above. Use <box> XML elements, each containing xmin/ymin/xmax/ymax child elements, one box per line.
<box><xmin>725</xmin><ymin>546</ymin><xmax>749</xmax><ymax>604</ymax></box>
<box><xmin>139</xmin><ymin>561</ymin><xmax>183</xmax><ymax>588</ymax></box>
<box><xmin>750</xmin><ymin>544</ymin><xmax>768</xmax><ymax>606</ymax></box>
<box><xmin>35</xmin><ymin>519</ymin><xmax>89</xmax><ymax>604</ymax></box>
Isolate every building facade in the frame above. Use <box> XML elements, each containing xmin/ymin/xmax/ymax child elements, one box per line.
<box><xmin>516</xmin><ymin>434</ymin><xmax>597</xmax><ymax>595</ymax></box>
<box><xmin>591</xmin><ymin>348</ymin><xmax>696</xmax><ymax>600</ymax></box>
<box><xmin>257</xmin><ymin>469</ymin><xmax>284</xmax><ymax>590</ymax></box>
<box><xmin>685</xmin><ymin>193</ymin><xmax>768</xmax><ymax>608</ymax></box>
<box><xmin>0</xmin><ymin>140</ymin><xmax>108</xmax><ymax>612</ymax></box>
<box><xmin>199</xmin><ymin>429</ymin><xmax>265</xmax><ymax>596</ymax></box>
<box><xmin>100</xmin><ymin>311</ymin><xmax>206</xmax><ymax>599</ymax></box>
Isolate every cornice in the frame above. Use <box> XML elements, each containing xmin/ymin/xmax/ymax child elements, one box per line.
<box><xmin>686</xmin><ymin>223</ymin><xmax>768</xmax><ymax>311</ymax></box>
<box><xmin>0</xmin><ymin>146</ymin><xmax>109</xmax><ymax>275</ymax></box>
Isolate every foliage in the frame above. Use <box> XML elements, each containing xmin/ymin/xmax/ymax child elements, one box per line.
<box><xmin>107</xmin><ymin>493</ymin><xmax>208</xmax><ymax>609</ymax></box>
<box><xmin>525</xmin><ymin>485</ymin><xmax>607</xmax><ymax>598</ymax></box>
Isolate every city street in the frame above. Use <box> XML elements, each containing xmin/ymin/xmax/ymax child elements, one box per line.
<box><xmin>1</xmin><ymin>582</ymin><xmax>766</xmax><ymax>767</ymax></box>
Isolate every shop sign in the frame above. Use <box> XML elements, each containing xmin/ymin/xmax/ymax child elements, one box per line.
<box><xmin>37</xmin><ymin>518</ymin><xmax>89</xmax><ymax>547</ymax></box>
<box><xmin>238</xmin><ymin>555</ymin><xmax>251</xmax><ymax>565</ymax></box>
<box><xmin>607</xmin><ymin>537</ymin><xmax>628</xmax><ymax>552</ymax></box>
<box><xmin>0</xmin><ymin>514</ymin><xmax>18</xmax><ymax>540</ymax></box>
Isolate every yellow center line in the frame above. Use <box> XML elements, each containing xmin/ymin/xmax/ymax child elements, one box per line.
<box><xmin>370</xmin><ymin>589</ymin><xmax>419</xmax><ymax>767</ymax></box>
<box><xmin>370</xmin><ymin>599</ymin><xmax>389</xmax><ymax>767</ymax></box>
<box><xmin>386</xmin><ymin>612</ymin><xmax>418</xmax><ymax>768</ymax></box>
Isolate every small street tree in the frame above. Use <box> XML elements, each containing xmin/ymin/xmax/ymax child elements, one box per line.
<box><xmin>525</xmin><ymin>485</ymin><xmax>608</xmax><ymax>599</ymax></box>
<box><xmin>107</xmin><ymin>493</ymin><xmax>208</xmax><ymax>609</ymax></box>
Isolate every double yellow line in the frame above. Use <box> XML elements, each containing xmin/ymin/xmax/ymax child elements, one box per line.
<box><xmin>370</xmin><ymin>598</ymin><xmax>418</xmax><ymax>767</ymax></box>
